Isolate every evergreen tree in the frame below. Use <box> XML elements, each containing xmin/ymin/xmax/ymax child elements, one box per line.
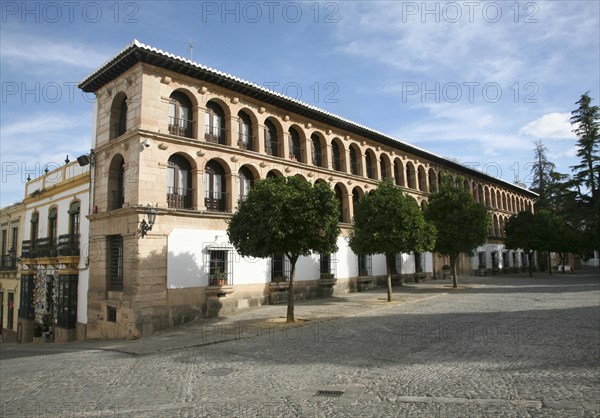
<box><xmin>530</xmin><ymin>140</ymin><xmax>556</xmax><ymax>210</ymax></box>
<box><xmin>570</xmin><ymin>92</ymin><xmax>600</xmax><ymax>253</ymax></box>
<box><xmin>570</xmin><ymin>92</ymin><xmax>600</xmax><ymax>205</ymax></box>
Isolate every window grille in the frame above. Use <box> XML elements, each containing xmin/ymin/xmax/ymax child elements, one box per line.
<box><xmin>208</xmin><ymin>250</ymin><xmax>233</xmax><ymax>285</ymax></box>
<box><xmin>107</xmin><ymin>306</ymin><xmax>117</xmax><ymax>322</ymax></box>
<box><xmin>358</xmin><ymin>254</ymin><xmax>372</xmax><ymax>276</ymax></box>
<box><xmin>18</xmin><ymin>275</ymin><xmax>34</xmax><ymax>319</ymax></box>
<box><xmin>56</xmin><ymin>275</ymin><xmax>77</xmax><ymax>329</ymax></box>
<box><xmin>271</xmin><ymin>254</ymin><xmax>290</xmax><ymax>281</ymax></box>
<box><xmin>320</xmin><ymin>253</ymin><xmax>338</xmax><ymax>276</ymax></box>
<box><xmin>107</xmin><ymin>235</ymin><xmax>123</xmax><ymax>291</ymax></box>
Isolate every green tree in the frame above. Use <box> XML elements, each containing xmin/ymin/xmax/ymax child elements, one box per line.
<box><xmin>553</xmin><ymin>219</ymin><xmax>582</xmax><ymax>273</ymax></box>
<box><xmin>349</xmin><ymin>180</ymin><xmax>436</xmax><ymax>301</ymax></box>
<box><xmin>530</xmin><ymin>140</ymin><xmax>556</xmax><ymax>210</ymax></box>
<box><xmin>570</xmin><ymin>92</ymin><xmax>600</xmax><ymax>254</ymax></box>
<box><xmin>570</xmin><ymin>92</ymin><xmax>600</xmax><ymax>206</ymax></box>
<box><xmin>425</xmin><ymin>177</ymin><xmax>491</xmax><ymax>287</ymax></box>
<box><xmin>505</xmin><ymin>211</ymin><xmax>540</xmax><ymax>276</ymax></box>
<box><xmin>505</xmin><ymin>210</ymin><xmax>581</xmax><ymax>275</ymax></box>
<box><xmin>227</xmin><ymin>176</ymin><xmax>340</xmax><ymax>322</ymax></box>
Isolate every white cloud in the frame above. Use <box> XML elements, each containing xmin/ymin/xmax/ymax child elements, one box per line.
<box><xmin>0</xmin><ymin>112</ymin><xmax>90</xmax><ymax>166</ymax></box>
<box><xmin>0</xmin><ymin>32</ymin><xmax>110</xmax><ymax>73</ymax></box>
<box><xmin>519</xmin><ymin>112</ymin><xmax>576</xmax><ymax>139</ymax></box>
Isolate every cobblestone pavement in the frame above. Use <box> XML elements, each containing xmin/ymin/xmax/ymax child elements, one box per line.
<box><xmin>1</xmin><ymin>271</ymin><xmax>599</xmax><ymax>417</ymax></box>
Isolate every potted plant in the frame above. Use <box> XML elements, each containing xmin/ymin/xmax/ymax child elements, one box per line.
<box><xmin>478</xmin><ymin>264</ymin><xmax>486</xmax><ymax>276</ymax></box>
<box><xmin>414</xmin><ymin>265</ymin><xmax>425</xmax><ymax>283</ymax></box>
<box><xmin>319</xmin><ymin>272</ymin><xmax>336</xmax><ymax>287</ymax></box>
<box><xmin>212</xmin><ymin>271</ymin><xmax>228</xmax><ymax>286</ymax></box>
<box><xmin>442</xmin><ymin>264</ymin><xmax>451</xmax><ymax>280</ymax></box>
<box><xmin>273</xmin><ymin>275</ymin><xmax>285</xmax><ymax>284</ymax></box>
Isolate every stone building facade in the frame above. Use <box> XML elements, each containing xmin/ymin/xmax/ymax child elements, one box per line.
<box><xmin>0</xmin><ymin>202</ymin><xmax>24</xmax><ymax>342</ymax></box>
<box><xmin>77</xmin><ymin>40</ymin><xmax>536</xmax><ymax>339</ymax></box>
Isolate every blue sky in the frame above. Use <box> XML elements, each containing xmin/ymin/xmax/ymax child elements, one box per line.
<box><xmin>1</xmin><ymin>0</ymin><xmax>599</xmax><ymax>207</ymax></box>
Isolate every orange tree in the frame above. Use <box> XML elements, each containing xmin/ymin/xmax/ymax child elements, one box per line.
<box><xmin>227</xmin><ymin>176</ymin><xmax>340</xmax><ymax>322</ymax></box>
<box><xmin>350</xmin><ymin>180</ymin><xmax>436</xmax><ymax>301</ymax></box>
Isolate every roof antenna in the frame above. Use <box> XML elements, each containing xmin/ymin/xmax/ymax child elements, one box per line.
<box><xmin>188</xmin><ymin>37</ymin><xmax>193</xmax><ymax>61</ymax></box>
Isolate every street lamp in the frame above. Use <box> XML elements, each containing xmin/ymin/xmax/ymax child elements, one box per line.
<box><xmin>139</xmin><ymin>205</ymin><xmax>158</xmax><ymax>238</ymax></box>
<box><xmin>76</xmin><ymin>151</ymin><xmax>95</xmax><ymax>167</ymax></box>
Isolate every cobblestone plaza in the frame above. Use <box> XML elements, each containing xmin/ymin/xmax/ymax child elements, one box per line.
<box><xmin>1</xmin><ymin>272</ymin><xmax>599</xmax><ymax>417</ymax></box>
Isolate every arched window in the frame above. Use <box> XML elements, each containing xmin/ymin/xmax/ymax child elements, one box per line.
<box><xmin>349</xmin><ymin>146</ymin><xmax>359</xmax><ymax>175</ymax></box>
<box><xmin>332</xmin><ymin>141</ymin><xmax>342</xmax><ymax>171</ymax></box>
<box><xmin>239</xmin><ymin>166</ymin><xmax>254</xmax><ymax>202</ymax></box>
<box><xmin>417</xmin><ymin>166</ymin><xmax>427</xmax><ymax>191</ymax></box>
<box><xmin>266</xmin><ymin>170</ymin><xmax>281</xmax><ymax>179</ymax></box>
<box><xmin>428</xmin><ymin>169</ymin><xmax>437</xmax><ymax>193</ymax></box>
<box><xmin>169</xmin><ymin>91</ymin><xmax>193</xmax><ymax>138</ymax></box>
<box><xmin>68</xmin><ymin>201</ymin><xmax>80</xmax><ymax>238</ymax></box>
<box><xmin>394</xmin><ymin>160</ymin><xmax>404</xmax><ymax>186</ymax></box>
<box><xmin>406</xmin><ymin>162</ymin><xmax>416</xmax><ymax>189</ymax></box>
<box><xmin>365</xmin><ymin>152</ymin><xmax>375</xmax><ymax>179</ymax></box>
<box><xmin>108</xmin><ymin>155</ymin><xmax>125</xmax><ymax>211</ymax></box>
<box><xmin>204</xmin><ymin>101</ymin><xmax>225</xmax><ymax>144</ymax></box>
<box><xmin>289</xmin><ymin>128</ymin><xmax>302</xmax><ymax>161</ymax></box>
<box><xmin>30</xmin><ymin>212</ymin><xmax>39</xmax><ymax>243</ymax></box>
<box><xmin>264</xmin><ymin>120</ymin><xmax>279</xmax><ymax>157</ymax></box>
<box><xmin>238</xmin><ymin>111</ymin><xmax>253</xmax><ymax>150</ymax></box>
<box><xmin>311</xmin><ymin>134</ymin><xmax>322</xmax><ymax>167</ymax></box>
<box><xmin>204</xmin><ymin>160</ymin><xmax>226</xmax><ymax>212</ymax></box>
<box><xmin>380</xmin><ymin>158</ymin><xmax>388</xmax><ymax>179</ymax></box>
<box><xmin>334</xmin><ymin>185</ymin><xmax>344</xmax><ymax>222</ymax></box>
<box><xmin>352</xmin><ymin>187</ymin><xmax>363</xmax><ymax>218</ymax></box>
<box><xmin>64</xmin><ymin>200</ymin><xmax>81</xmax><ymax>256</ymax></box>
<box><xmin>48</xmin><ymin>207</ymin><xmax>57</xmax><ymax>243</ymax></box>
<box><xmin>110</xmin><ymin>93</ymin><xmax>127</xmax><ymax>139</ymax></box>
<box><xmin>167</xmin><ymin>154</ymin><xmax>192</xmax><ymax>209</ymax></box>
<box><xmin>47</xmin><ymin>207</ymin><xmax>58</xmax><ymax>257</ymax></box>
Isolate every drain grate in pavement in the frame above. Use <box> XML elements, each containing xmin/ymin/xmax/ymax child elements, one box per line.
<box><xmin>203</xmin><ymin>367</ymin><xmax>235</xmax><ymax>376</ymax></box>
<box><xmin>315</xmin><ymin>390</ymin><xmax>344</xmax><ymax>398</ymax></box>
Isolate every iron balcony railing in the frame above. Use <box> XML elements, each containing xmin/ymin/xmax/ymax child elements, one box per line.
<box><xmin>204</xmin><ymin>191</ymin><xmax>227</xmax><ymax>212</ymax></box>
<box><xmin>58</xmin><ymin>234</ymin><xmax>80</xmax><ymax>257</ymax></box>
<box><xmin>290</xmin><ymin>147</ymin><xmax>302</xmax><ymax>161</ymax></box>
<box><xmin>237</xmin><ymin>133</ymin><xmax>253</xmax><ymax>150</ymax></box>
<box><xmin>21</xmin><ymin>240</ymin><xmax>34</xmax><ymax>259</ymax></box>
<box><xmin>35</xmin><ymin>237</ymin><xmax>58</xmax><ymax>258</ymax></box>
<box><xmin>167</xmin><ymin>187</ymin><xmax>194</xmax><ymax>209</ymax></box>
<box><xmin>0</xmin><ymin>254</ymin><xmax>17</xmax><ymax>270</ymax></box>
<box><xmin>168</xmin><ymin>117</ymin><xmax>193</xmax><ymax>138</ymax></box>
<box><xmin>204</xmin><ymin>125</ymin><xmax>227</xmax><ymax>144</ymax></box>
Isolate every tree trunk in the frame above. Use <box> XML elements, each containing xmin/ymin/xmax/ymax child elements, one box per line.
<box><xmin>450</xmin><ymin>254</ymin><xmax>458</xmax><ymax>288</ymax></box>
<box><xmin>561</xmin><ymin>252</ymin><xmax>567</xmax><ymax>274</ymax></box>
<box><xmin>286</xmin><ymin>255</ymin><xmax>298</xmax><ymax>323</ymax></box>
<box><xmin>386</xmin><ymin>254</ymin><xmax>393</xmax><ymax>302</ymax></box>
<box><xmin>547</xmin><ymin>252</ymin><xmax>552</xmax><ymax>275</ymax></box>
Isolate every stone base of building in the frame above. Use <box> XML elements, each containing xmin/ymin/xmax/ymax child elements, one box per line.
<box><xmin>17</xmin><ymin>318</ymin><xmax>34</xmax><ymax>343</ymax></box>
<box><xmin>1</xmin><ymin>329</ymin><xmax>17</xmax><ymax>343</ymax></box>
<box><xmin>54</xmin><ymin>326</ymin><xmax>77</xmax><ymax>342</ymax></box>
